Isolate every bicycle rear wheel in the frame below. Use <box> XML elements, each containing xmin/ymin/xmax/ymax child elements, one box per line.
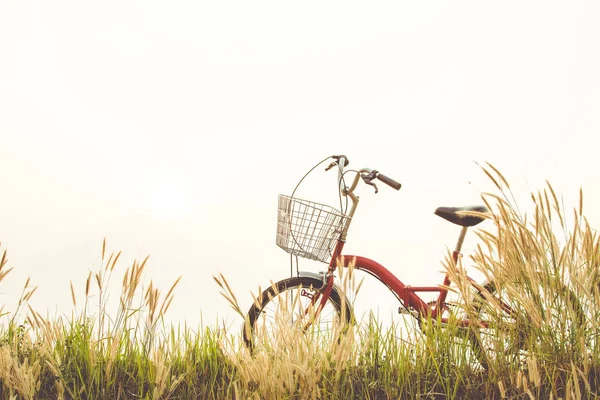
<box><xmin>243</xmin><ymin>276</ymin><xmax>353</xmax><ymax>352</ymax></box>
<box><xmin>470</xmin><ymin>277</ymin><xmax>585</xmax><ymax>370</ymax></box>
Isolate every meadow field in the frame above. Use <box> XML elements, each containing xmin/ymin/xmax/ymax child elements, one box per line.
<box><xmin>1</xmin><ymin>168</ymin><xmax>599</xmax><ymax>399</ymax></box>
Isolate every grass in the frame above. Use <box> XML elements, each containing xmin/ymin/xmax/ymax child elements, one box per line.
<box><xmin>1</xmin><ymin>166</ymin><xmax>600</xmax><ymax>399</ymax></box>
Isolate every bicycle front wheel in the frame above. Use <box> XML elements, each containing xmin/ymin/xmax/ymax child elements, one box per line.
<box><xmin>243</xmin><ymin>276</ymin><xmax>353</xmax><ymax>352</ymax></box>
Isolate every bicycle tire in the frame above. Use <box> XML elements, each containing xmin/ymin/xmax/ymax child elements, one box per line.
<box><xmin>470</xmin><ymin>276</ymin><xmax>585</xmax><ymax>370</ymax></box>
<box><xmin>243</xmin><ymin>276</ymin><xmax>353</xmax><ymax>352</ymax></box>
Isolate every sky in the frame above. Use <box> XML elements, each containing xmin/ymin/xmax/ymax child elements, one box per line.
<box><xmin>1</xmin><ymin>1</ymin><xmax>599</xmax><ymax>330</ymax></box>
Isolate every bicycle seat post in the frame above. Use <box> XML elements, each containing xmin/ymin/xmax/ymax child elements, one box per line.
<box><xmin>434</xmin><ymin>226</ymin><xmax>469</xmax><ymax>317</ymax></box>
<box><xmin>453</xmin><ymin>226</ymin><xmax>468</xmax><ymax>263</ymax></box>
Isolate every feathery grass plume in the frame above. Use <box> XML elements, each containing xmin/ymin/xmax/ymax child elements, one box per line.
<box><xmin>7</xmin><ymin>276</ymin><xmax>37</xmax><ymax>331</ymax></box>
<box><xmin>162</xmin><ymin>276</ymin><xmax>181</xmax><ymax>310</ymax></box>
<box><xmin>0</xmin><ymin>345</ymin><xmax>41</xmax><ymax>400</ymax></box>
<box><xmin>485</xmin><ymin>162</ymin><xmax>511</xmax><ymax>189</ymax></box>
<box><xmin>0</xmin><ymin>247</ymin><xmax>13</xmax><ymax>284</ymax></box>
<box><xmin>213</xmin><ymin>273</ymin><xmax>245</xmax><ymax>318</ymax></box>
<box><xmin>69</xmin><ymin>281</ymin><xmax>76</xmax><ymax>307</ymax></box>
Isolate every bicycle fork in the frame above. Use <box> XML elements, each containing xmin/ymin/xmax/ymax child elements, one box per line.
<box><xmin>297</xmin><ymin>240</ymin><xmax>347</xmax><ymax>329</ymax></box>
<box><xmin>297</xmin><ymin>271</ymin><xmax>335</xmax><ymax>331</ymax></box>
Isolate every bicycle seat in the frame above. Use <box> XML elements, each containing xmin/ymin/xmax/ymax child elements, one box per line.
<box><xmin>434</xmin><ymin>205</ymin><xmax>489</xmax><ymax>227</ymax></box>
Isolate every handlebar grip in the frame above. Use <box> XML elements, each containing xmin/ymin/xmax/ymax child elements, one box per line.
<box><xmin>376</xmin><ymin>173</ymin><xmax>402</xmax><ymax>190</ymax></box>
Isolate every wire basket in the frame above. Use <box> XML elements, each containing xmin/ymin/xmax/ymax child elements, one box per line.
<box><xmin>276</xmin><ymin>194</ymin><xmax>350</xmax><ymax>263</ymax></box>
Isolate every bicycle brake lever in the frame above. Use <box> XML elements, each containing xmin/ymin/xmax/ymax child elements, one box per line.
<box><xmin>366</xmin><ymin>180</ymin><xmax>379</xmax><ymax>194</ymax></box>
<box><xmin>361</xmin><ymin>171</ymin><xmax>379</xmax><ymax>194</ymax></box>
<box><xmin>325</xmin><ymin>162</ymin><xmax>337</xmax><ymax>171</ymax></box>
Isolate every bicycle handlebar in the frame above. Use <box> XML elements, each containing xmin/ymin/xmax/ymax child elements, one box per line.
<box><xmin>325</xmin><ymin>155</ymin><xmax>401</xmax><ymax>238</ymax></box>
<box><xmin>376</xmin><ymin>172</ymin><xmax>402</xmax><ymax>190</ymax></box>
<box><xmin>329</xmin><ymin>154</ymin><xmax>401</xmax><ymax>195</ymax></box>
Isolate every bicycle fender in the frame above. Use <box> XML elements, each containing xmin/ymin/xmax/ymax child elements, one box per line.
<box><xmin>298</xmin><ymin>271</ymin><xmax>328</xmax><ymax>288</ymax></box>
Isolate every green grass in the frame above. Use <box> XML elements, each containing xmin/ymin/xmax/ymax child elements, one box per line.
<box><xmin>1</xmin><ymin>167</ymin><xmax>600</xmax><ymax>399</ymax></box>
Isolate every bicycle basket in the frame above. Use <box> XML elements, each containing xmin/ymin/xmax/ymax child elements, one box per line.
<box><xmin>276</xmin><ymin>194</ymin><xmax>350</xmax><ymax>263</ymax></box>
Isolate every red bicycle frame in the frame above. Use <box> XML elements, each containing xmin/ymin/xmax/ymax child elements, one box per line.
<box><xmin>315</xmin><ymin>228</ymin><xmax>489</xmax><ymax>328</ymax></box>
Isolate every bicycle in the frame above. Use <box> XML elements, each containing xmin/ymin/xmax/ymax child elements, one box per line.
<box><xmin>242</xmin><ymin>155</ymin><xmax>584</xmax><ymax>369</ymax></box>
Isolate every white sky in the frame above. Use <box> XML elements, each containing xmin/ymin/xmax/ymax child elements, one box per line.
<box><xmin>1</xmin><ymin>1</ymin><xmax>599</xmax><ymax>329</ymax></box>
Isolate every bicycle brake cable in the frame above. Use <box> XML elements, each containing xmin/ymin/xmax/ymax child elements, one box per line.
<box><xmin>290</xmin><ymin>155</ymin><xmax>334</xmax><ymax>199</ymax></box>
<box><xmin>288</xmin><ymin>155</ymin><xmax>339</xmax><ymax>277</ymax></box>
<box><xmin>288</xmin><ymin>154</ymin><xmax>352</xmax><ymax>233</ymax></box>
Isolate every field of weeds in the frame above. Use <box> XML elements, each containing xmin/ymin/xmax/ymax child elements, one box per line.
<box><xmin>1</xmin><ymin>170</ymin><xmax>600</xmax><ymax>399</ymax></box>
